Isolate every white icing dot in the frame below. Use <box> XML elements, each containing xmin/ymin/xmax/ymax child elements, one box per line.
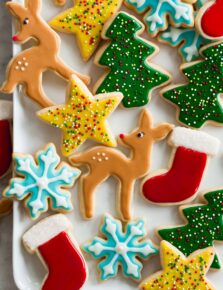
<box><xmin>21</xmin><ymin>67</ymin><xmax>25</xmax><ymax>71</ymax></box>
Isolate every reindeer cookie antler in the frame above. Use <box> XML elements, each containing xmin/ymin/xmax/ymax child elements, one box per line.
<box><xmin>70</xmin><ymin>110</ymin><xmax>174</xmax><ymax>221</ymax></box>
<box><xmin>0</xmin><ymin>0</ymin><xmax>90</xmax><ymax>108</ymax></box>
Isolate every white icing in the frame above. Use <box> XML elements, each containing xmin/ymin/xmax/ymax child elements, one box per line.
<box><xmin>170</xmin><ymin>127</ymin><xmax>220</xmax><ymax>155</ymax></box>
<box><xmin>23</xmin><ymin>214</ymin><xmax>72</xmax><ymax>251</ymax></box>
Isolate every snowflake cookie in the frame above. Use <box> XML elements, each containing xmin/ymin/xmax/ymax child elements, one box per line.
<box><xmin>3</xmin><ymin>143</ymin><xmax>80</xmax><ymax>219</ymax></box>
<box><xmin>125</xmin><ymin>0</ymin><xmax>194</xmax><ymax>37</ymax></box>
<box><xmin>83</xmin><ymin>214</ymin><xmax>158</xmax><ymax>280</ymax></box>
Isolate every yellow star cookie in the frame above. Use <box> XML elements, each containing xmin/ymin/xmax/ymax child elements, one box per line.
<box><xmin>140</xmin><ymin>241</ymin><xmax>215</xmax><ymax>290</ymax></box>
<box><xmin>37</xmin><ymin>75</ymin><xmax>123</xmax><ymax>156</ymax></box>
<box><xmin>49</xmin><ymin>0</ymin><xmax>122</xmax><ymax>61</ymax></box>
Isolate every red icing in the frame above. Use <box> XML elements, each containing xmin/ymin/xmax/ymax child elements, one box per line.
<box><xmin>38</xmin><ymin>232</ymin><xmax>87</xmax><ymax>290</ymax></box>
<box><xmin>201</xmin><ymin>0</ymin><xmax>223</xmax><ymax>38</ymax></box>
<box><xmin>0</xmin><ymin>120</ymin><xmax>12</xmax><ymax>177</ymax></box>
<box><xmin>12</xmin><ymin>35</ymin><xmax>18</xmax><ymax>41</ymax></box>
<box><xmin>142</xmin><ymin>146</ymin><xmax>207</xmax><ymax>203</ymax></box>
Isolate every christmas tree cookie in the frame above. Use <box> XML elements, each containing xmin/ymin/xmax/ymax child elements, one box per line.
<box><xmin>3</xmin><ymin>144</ymin><xmax>80</xmax><ymax>219</ymax></box>
<box><xmin>158</xmin><ymin>189</ymin><xmax>223</xmax><ymax>269</ymax></box>
<box><xmin>84</xmin><ymin>214</ymin><xmax>158</xmax><ymax>281</ymax></box>
<box><xmin>94</xmin><ymin>12</ymin><xmax>171</xmax><ymax>108</ymax></box>
<box><xmin>38</xmin><ymin>75</ymin><xmax>123</xmax><ymax>156</ymax></box>
<box><xmin>161</xmin><ymin>41</ymin><xmax>223</xmax><ymax>128</ymax></box>
<box><xmin>49</xmin><ymin>0</ymin><xmax>122</xmax><ymax>61</ymax></box>
<box><xmin>139</xmin><ymin>241</ymin><xmax>215</xmax><ymax>290</ymax></box>
<box><xmin>125</xmin><ymin>0</ymin><xmax>194</xmax><ymax>37</ymax></box>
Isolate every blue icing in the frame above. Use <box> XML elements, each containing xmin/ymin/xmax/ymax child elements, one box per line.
<box><xmin>84</xmin><ymin>214</ymin><xmax>158</xmax><ymax>280</ymax></box>
<box><xmin>4</xmin><ymin>143</ymin><xmax>80</xmax><ymax>219</ymax></box>
<box><xmin>126</xmin><ymin>0</ymin><xmax>194</xmax><ymax>35</ymax></box>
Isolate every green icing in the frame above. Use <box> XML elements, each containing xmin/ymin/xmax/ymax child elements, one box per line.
<box><xmin>162</xmin><ymin>42</ymin><xmax>223</xmax><ymax>128</ymax></box>
<box><xmin>95</xmin><ymin>12</ymin><xmax>170</xmax><ymax>108</ymax></box>
<box><xmin>158</xmin><ymin>190</ymin><xmax>223</xmax><ymax>269</ymax></box>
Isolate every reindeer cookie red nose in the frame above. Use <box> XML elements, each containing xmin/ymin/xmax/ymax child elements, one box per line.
<box><xmin>119</xmin><ymin>134</ymin><xmax>125</xmax><ymax>139</ymax></box>
<box><xmin>12</xmin><ymin>35</ymin><xmax>19</xmax><ymax>42</ymax></box>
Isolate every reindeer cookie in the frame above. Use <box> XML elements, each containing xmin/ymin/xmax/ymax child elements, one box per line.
<box><xmin>70</xmin><ymin>110</ymin><xmax>173</xmax><ymax>221</ymax></box>
<box><xmin>0</xmin><ymin>0</ymin><xmax>89</xmax><ymax>108</ymax></box>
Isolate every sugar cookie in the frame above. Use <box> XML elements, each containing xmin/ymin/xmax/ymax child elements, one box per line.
<box><xmin>125</xmin><ymin>0</ymin><xmax>194</xmax><ymax>37</ymax></box>
<box><xmin>84</xmin><ymin>214</ymin><xmax>158</xmax><ymax>281</ymax></box>
<box><xmin>0</xmin><ymin>0</ymin><xmax>89</xmax><ymax>108</ymax></box>
<box><xmin>70</xmin><ymin>110</ymin><xmax>173</xmax><ymax>221</ymax></box>
<box><xmin>37</xmin><ymin>75</ymin><xmax>123</xmax><ymax>156</ymax></box>
<box><xmin>49</xmin><ymin>0</ymin><xmax>122</xmax><ymax>61</ymax></box>
<box><xmin>4</xmin><ymin>143</ymin><xmax>80</xmax><ymax>219</ymax></box>
<box><xmin>142</xmin><ymin>127</ymin><xmax>220</xmax><ymax>205</ymax></box>
<box><xmin>23</xmin><ymin>214</ymin><xmax>88</xmax><ymax>290</ymax></box>
<box><xmin>94</xmin><ymin>12</ymin><xmax>172</xmax><ymax>108</ymax></box>
<box><xmin>158</xmin><ymin>189</ymin><xmax>223</xmax><ymax>269</ymax></box>
<box><xmin>139</xmin><ymin>241</ymin><xmax>215</xmax><ymax>290</ymax></box>
<box><xmin>161</xmin><ymin>41</ymin><xmax>223</xmax><ymax>128</ymax></box>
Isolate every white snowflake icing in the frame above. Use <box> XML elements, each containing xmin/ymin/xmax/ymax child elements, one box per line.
<box><xmin>84</xmin><ymin>214</ymin><xmax>158</xmax><ymax>280</ymax></box>
<box><xmin>4</xmin><ymin>144</ymin><xmax>80</xmax><ymax>218</ymax></box>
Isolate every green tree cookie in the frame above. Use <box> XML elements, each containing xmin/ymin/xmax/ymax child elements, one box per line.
<box><xmin>94</xmin><ymin>12</ymin><xmax>171</xmax><ymax>108</ymax></box>
<box><xmin>158</xmin><ymin>189</ymin><xmax>223</xmax><ymax>269</ymax></box>
<box><xmin>162</xmin><ymin>41</ymin><xmax>223</xmax><ymax>128</ymax></box>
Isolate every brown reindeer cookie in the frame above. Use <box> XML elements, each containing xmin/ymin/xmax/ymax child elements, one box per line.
<box><xmin>69</xmin><ymin>110</ymin><xmax>174</xmax><ymax>221</ymax></box>
<box><xmin>0</xmin><ymin>0</ymin><xmax>90</xmax><ymax>108</ymax></box>
<box><xmin>0</xmin><ymin>199</ymin><xmax>12</xmax><ymax>217</ymax></box>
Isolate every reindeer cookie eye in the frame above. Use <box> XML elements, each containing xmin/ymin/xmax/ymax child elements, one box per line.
<box><xmin>137</xmin><ymin>131</ymin><xmax>145</xmax><ymax>138</ymax></box>
<box><xmin>23</xmin><ymin>18</ymin><xmax>29</xmax><ymax>25</ymax></box>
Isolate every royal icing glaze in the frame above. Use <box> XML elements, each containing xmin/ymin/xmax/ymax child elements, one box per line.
<box><xmin>70</xmin><ymin>110</ymin><xmax>173</xmax><ymax>221</ymax></box>
<box><xmin>38</xmin><ymin>75</ymin><xmax>122</xmax><ymax>156</ymax></box>
<box><xmin>3</xmin><ymin>144</ymin><xmax>80</xmax><ymax>219</ymax></box>
<box><xmin>142</xmin><ymin>127</ymin><xmax>219</xmax><ymax>204</ymax></box>
<box><xmin>159</xmin><ymin>17</ymin><xmax>210</xmax><ymax>62</ymax></box>
<box><xmin>49</xmin><ymin>0</ymin><xmax>122</xmax><ymax>61</ymax></box>
<box><xmin>198</xmin><ymin>0</ymin><xmax>223</xmax><ymax>39</ymax></box>
<box><xmin>158</xmin><ymin>189</ymin><xmax>223</xmax><ymax>269</ymax></box>
<box><xmin>0</xmin><ymin>0</ymin><xmax>89</xmax><ymax>108</ymax></box>
<box><xmin>23</xmin><ymin>214</ymin><xmax>88</xmax><ymax>290</ymax></box>
<box><xmin>94</xmin><ymin>12</ymin><xmax>171</xmax><ymax>108</ymax></box>
<box><xmin>140</xmin><ymin>241</ymin><xmax>215</xmax><ymax>290</ymax></box>
<box><xmin>84</xmin><ymin>214</ymin><xmax>158</xmax><ymax>280</ymax></box>
<box><xmin>125</xmin><ymin>0</ymin><xmax>194</xmax><ymax>36</ymax></box>
<box><xmin>162</xmin><ymin>41</ymin><xmax>223</xmax><ymax>128</ymax></box>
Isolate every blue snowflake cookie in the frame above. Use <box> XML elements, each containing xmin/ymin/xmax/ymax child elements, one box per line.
<box><xmin>125</xmin><ymin>0</ymin><xmax>194</xmax><ymax>36</ymax></box>
<box><xmin>3</xmin><ymin>143</ymin><xmax>80</xmax><ymax>219</ymax></box>
<box><xmin>83</xmin><ymin>214</ymin><xmax>158</xmax><ymax>280</ymax></box>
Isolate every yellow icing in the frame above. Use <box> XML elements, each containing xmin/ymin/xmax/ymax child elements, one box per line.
<box><xmin>141</xmin><ymin>241</ymin><xmax>215</xmax><ymax>290</ymax></box>
<box><xmin>49</xmin><ymin>0</ymin><xmax>121</xmax><ymax>60</ymax></box>
<box><xmin>37</xmin><ymin>75</ymin><xmax>122</xmax><ymax>156</ymax></box>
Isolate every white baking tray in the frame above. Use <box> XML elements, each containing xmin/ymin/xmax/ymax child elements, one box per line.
<box><xmin>12</xmin><ymin>0</ymin><xmax>223</xmax><ymax>289</ymax></box>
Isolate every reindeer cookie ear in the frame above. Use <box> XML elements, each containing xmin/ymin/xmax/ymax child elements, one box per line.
<box><xmin>140</xmin><ymin>110</ymin><xmax>152</xmax><ymax>130</ymax></box>
<box><xmin>26</xmin><ymin>0</ymin><xmax>41</xmax><ymax>14</ymax></box>
<box><xmin>6</xmin><ymin>2</ymin><xmax>25</xmax><ymax>17</ymax></box>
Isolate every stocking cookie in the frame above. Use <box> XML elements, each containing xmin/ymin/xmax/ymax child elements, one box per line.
<box><xmin>0</xmin><ymin>101</ymin><xmax>13</xmax><ymax>178</ymax></box>
<box><xmin>23</xmin><ymin>214</ymin><xmax>88</xmax><ymax>290</ymax></box>
<box><xmin>3</xmin><ymin>143</ymin><xmax>80</xmax><ymax>219</ymax></box>
<box><xmin>94</xmin><ymin>12</ymin><xmax>172</xmax><ymax>108</ymax></box>
<box><xmin>70</xmin><ymin>110</ymin><xmax>173</xmax><ymax>221</ymax></box>
<box><xmin>139</xmin><ymin>241</ymin><xmax>215</xmax><ymax>290</ymax></box>
<box><xmin>158</xmin><ymin>189</ymin><xmax>223</xmax><ymax>269</ymax></box>
<box><xmin>125</xmin><ymin>0</ymin><xmax>194</xmax><ymax>37</ymax></box>
<box><xmin>196</xmin><ymin>0</ymin><xmax>223</xmax><ymax>40</ymax></box>
<box><xmin>0</xmin><ymin>0</ymin><xmax>89</xmax><ymax>108</ymax></box>
<box><xmin>49</xmin><ymin>0</ymin><xmax>122</xmax><ymax>61</ymax></box>
<box><xmin>161</xmin><ymin>41</ymin><xmax>223</xmax><ymax>128</ymax></box>
<box><xmin>37</xmin><ymin>75</ymin><xmax>123</xmax><ymax>156</ymax></box>
<box><xmin>142</xmin><ymin>127</ymin><xmax>220</xmax><ymax>205</ymax></box>
<box><xmin>84</xmin><ymin>214</ymin><xmax>158</xmax><ymax>281</ymax></box>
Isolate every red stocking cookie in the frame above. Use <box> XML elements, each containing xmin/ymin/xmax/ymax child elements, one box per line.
<box><xmin>23</xmin><ymin>214</ymin><xmax>88</xmax><ymax>290</ymax></box>
<box><xmin>196</xmin><ymin>0</ymin><xmax>223</xmax><ymax>40</ymax></box>
<box><xmin>0</xmin><ymin>101</ymin><xmax>12</xmax><ymax>178</ymax></box>
<box><xmin>142</xmin><ymin>127</ymin><xmax>220</xmax><ymax>205</ymax></box>
<box><xmin>0</xmin><ymin>0</ymin><xmax>89</xmax><ymax>108</ymax></box>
